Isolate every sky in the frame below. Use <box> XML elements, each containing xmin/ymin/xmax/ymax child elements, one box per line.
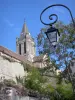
<box><xmin>0</xmin><ymin>0</ymin><xmax>75</xmax><ymax>54</ymax></box>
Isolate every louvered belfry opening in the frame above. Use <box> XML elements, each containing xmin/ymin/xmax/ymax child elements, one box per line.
<box><xmin>24</xmin><ymin>41</ymin><xmax>26</xmax><ymax>53</ymax></box>
<box><xmin>19</xmin><ymin>44</ymin><xmax>21</xmax><ymax>55</ymax></box>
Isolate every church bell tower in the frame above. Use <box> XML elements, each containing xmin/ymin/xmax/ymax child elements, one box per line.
<box><xmin>16</xmin><ymin>21</ymin><xmax>35</xmax><ymax>62</ymax></box>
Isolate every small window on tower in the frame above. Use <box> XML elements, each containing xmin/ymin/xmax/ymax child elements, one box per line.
<box><xmin>24</xmin><ymin>42</ymin><xmax>26</xmax><ymax>53</ymax></box>
<box><xmin>19</xmin><ymin>44</ymin><xmax>21</xmax><ymax>55</ymax></box>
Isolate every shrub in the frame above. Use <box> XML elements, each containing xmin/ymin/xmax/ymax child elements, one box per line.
<box><xmin>25</xmin><ymin>67</ymin><xmax>46</xmax><ymax>91</ymax></box>
<box><xmin>56</xmin><ymin>83</ymin><xmax>73</xmax><ymax>100</ymax></box>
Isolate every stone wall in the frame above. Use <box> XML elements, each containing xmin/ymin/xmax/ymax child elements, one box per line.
<box><xmin>0</xmin><ymin>52</ymin><xmax>26</xmax><ymax>82</ymax></box>
<box><xmin>16</xmin><ymin>96</ymin><xmax>38</xmax><ymax>100</ymax></box>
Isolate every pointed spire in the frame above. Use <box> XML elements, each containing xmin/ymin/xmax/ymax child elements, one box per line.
<box><xmin>21</xmin><ymin>20</ymin><xmax>29</xmax><ymax>35</ymax></box>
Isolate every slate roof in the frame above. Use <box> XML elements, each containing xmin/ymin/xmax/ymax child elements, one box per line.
<box><xmin>21</xmin><ymin>22</ymin><xmax>29</xmax><ymax>35</ymax></box>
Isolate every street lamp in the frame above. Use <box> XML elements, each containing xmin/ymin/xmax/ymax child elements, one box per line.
<box><xmin>45</xmin><ymin>26</ymin><xmax>60</xmax><ymax>47</ymax></box>
<box><xmin>40</xmin><ymin>4</ymin><xmax>75</xmax><ymax>47</ymax></box>
<box><xmin>40</xmin><ymin>4</ymin><xmax>75</xmax><ymax>94</ymax></box>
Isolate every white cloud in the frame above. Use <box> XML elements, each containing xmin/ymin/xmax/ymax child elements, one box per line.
<box><xmin>4</xmin><ymin>19</ymin><xmax>14</xmax><ymax>27</ymax></box>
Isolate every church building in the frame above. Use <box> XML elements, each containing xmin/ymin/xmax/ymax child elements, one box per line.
<box><xmin>0</xmin><ymin>21</ymin><xmax>48</xmax><ymax>81</ymax></box>
<box><xmin>16</xmin><ymin>22</ymin><xmax>35</xmax><ymax>62</ymax></box>
<box><xmin>16</xmin><ymin>21</ymin><xmax>48</xmax><ymax>68</ymax></box>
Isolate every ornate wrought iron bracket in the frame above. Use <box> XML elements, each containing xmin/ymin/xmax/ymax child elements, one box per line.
<box><xmin>40</xmin><ymin>4</ymin><xmax>75</xmax><ymax>28</ymax></box>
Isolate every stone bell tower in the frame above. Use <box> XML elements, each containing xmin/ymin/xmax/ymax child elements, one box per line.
<box><xmin>16</xmin><ymin>21</ymin><xmax>35</xmax><ymax>62</ymax></box>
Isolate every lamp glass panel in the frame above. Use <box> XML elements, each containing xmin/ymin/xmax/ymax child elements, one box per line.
<box><xmin>47</xmin><ymin>31</ymin><xmax>57</xmax><ymax>43</ymax></box>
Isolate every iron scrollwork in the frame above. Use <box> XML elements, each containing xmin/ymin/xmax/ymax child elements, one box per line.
<box><xmin>40</xmin><ymin>4</ymin><xmax>75</xmax><ymax>28</ymax></box>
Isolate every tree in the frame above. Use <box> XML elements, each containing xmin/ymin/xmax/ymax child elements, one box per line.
<box><xmin>37</xmin><ymin>20</ymin><xmax>75</xmax><ymax>94</ymax></box>
<box><xmin>37</xmin><ymin>21</ymin><xmax>75</xmax><ymax>70</ymax></box>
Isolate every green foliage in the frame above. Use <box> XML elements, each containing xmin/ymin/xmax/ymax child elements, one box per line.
<box><xmin>3</xmin><ymin>79</ymin><xmax>16</xmax><ymax>86</ymax></box>
<box><xmin>37</xmin><ymin>27</ymin><xmax>51</xmax><ymax>54</ymax></box>
<box><xmin>54</xmin><ymin>21</ymin><xmax>75</xmax><ymax>68</ymax></box>
<box><xmin>56</xmin><ymin>83</ymin><xmax>73</xmax><ymax>100</ymax></box>
<box><xmin>41</xmin><ymin>82</ymin><xmax>74</xmax><ymax>100</ymax></box>
<box><xmin>56</xmin><ymin>74</ymin><xmax>63</xmax><ymax>84</ymax></box>
<box><xmin>37</xmin><ymin>20</ymin><xmax>75</xmax><ymax>68</ymax></box>
<box><xmin>39</xmin><ymin>83</ymin><xmax>55</xmax><ymax>98</ymax></box>
<box><xmin>45</xmin><ymin>84</ymin><xmax>55</xmax><ymax>93</ymax></box>
<box><xmin>37</xmin><ymin>21</ymin><xmax>75</xmax><ymax>95</ymax></box>
<box><xmin>16</xmin><ymin>76</ymin><xmax>24</xmax><ymax>86</ymax></box>
<box><xmin>25</xmin><ymin>67</ymin><xmax>46</xmax><ymax>91</ymax></box>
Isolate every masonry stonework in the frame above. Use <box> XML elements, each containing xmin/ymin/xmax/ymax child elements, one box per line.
<box><xmin>16</xmin><ymin>22</ymin><xmax>35</xmax><ymax>62</ymax></box>
<box><xmin>0</xmin><ymin>56</ymin><xmax>25</xmax><ymax>82</ymax></box>
<box><xmin>0</xmin><ymin>22</ymin><xmax>50</xmax><ymax>82</ymax></box>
